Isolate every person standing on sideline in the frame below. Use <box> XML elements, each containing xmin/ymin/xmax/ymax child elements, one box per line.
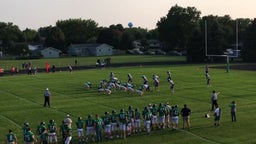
<box><xmin>44</xmin><ymin>88</ymin><xmax>51</xmax><ymax>107</ymax></box>
<box><xmin>229</xmin><ymin>101</ymin><xmax>237</xmax><ymax>122</ymax></box>
<box><xmin>214</xmin><ymin>105</ymin><xmax>221</xmax><ymax>126</ymax></box>
<box><xmin>64</xmin><ymin>124</ymin><xmax>72</xmax><ymax>144</ymax></box>
<box><xmin>64</xmin><ymin>114</ymin><xmax>73</xmax><ymax>128</ymax></box>
<box><xmin>180</xmin><ymin>104</ymin><xmax>191</xmax><ymax>129</ymax></box>
<box><xmin>94</xmin><ymin>114</ymin><xmax>104</xmax><ymax>142</ymax></box>
<box><xmin>76</xmin><ymin>117</ymin><xmax>84</xmax><ymax>143</ymax></box>
<box><xmin>24</xmin><ymin>128</ymin><xmax>37</xmax><ymax>144</ymax></box>
<box><xmin>5</xmin><ymin>129</ymin><xmax>18</xmax><ymax>144</ymax></box>
<box><xmin>211</xmin><ymin>90</ymin><xmax>220</xmax><ymax>111</ymax></box>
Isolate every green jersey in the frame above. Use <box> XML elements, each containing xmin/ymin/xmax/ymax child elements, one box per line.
<box><xmin>135</xmin><ymin>111</ymin><xmax>141</xmax><ymax>119</ymax></box>
<box><xmin>172</xmin><ymin>107</ymin><xmax>179</xmax><ymax>117</ymax></box>
<box><xmin>158</xmin><ymin>106</ymin><xmax>166</xmax><ymax>117</ymax></box>
<box><xmin>127</xmin><ymin>109</ymin><xmax>134</xmax><ymax>118</ymax></box>
<box><xmin>37</xmin><ymin>124</ymin><xmax>46</xmax><ymax>135</ymax></box>
<box><xmin>127</xmin><ymin>112</ymin><xmax>132</xmax><ymax>123</ymax></box>
<box><xmin>94</xmin><ymin>118</ymin><xmax>103</xmax><ymax>130</ymax></box>
<box><xmin>102</xmin><ymin>115</ymin><xmax>111</xmax><ymax>125</ymax></box>
<box><xmin>151</xmin><ymin>107</ymin><xmax>158</xmax><ymax>116</ymax></box>
<box><xmin>22</xmin><ymin>126</ymin><xmax>29</xmax><ymax>135</ymax></box>
<box><xmin>86</xmin><ymin>118</ymin><xmax>94</xmax><ymax>127</ymax></box>
<box><xmin>76</xmin><ymin>120</ymin><xmax>84</xmax><ymax>129</ymax></box>
<box><xmin>6</xmin><ymin>132</ymin><xmax>16</xmax><ymax>142</ymax></box>
<box><xmin>145</xmin><ymin>111</ymin><xmax>152</xmax><ymax>121</ymax></box>
<box><xmin>119</xmin><ymin>112</ymin><xmax>127</xmax><ymax>124</ymax></box>
<box><xmin>111</xmin><ymin>114</ymin><xmax>118</xmax><ymax>123</ymax></box>
<box><xmin>24</xmin><ymin>131</ymin><xmax>34</xmax><ymax>142</ymax></box>
<box><xmin>48</xmin><ymin>123</ymin><xmax>57</xmax><ymax>133</ymax></box>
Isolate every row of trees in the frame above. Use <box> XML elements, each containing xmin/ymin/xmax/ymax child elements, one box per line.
<box><xmin>0</xmin><ymin>5</ymin><xmax>255</xmax><ymax>62</ymax></box>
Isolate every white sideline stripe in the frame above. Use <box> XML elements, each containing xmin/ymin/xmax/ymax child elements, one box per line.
<box><xmin>179</xmin><ymin>129</ymin><xmax>220</xmax><ymax>144</ymax></box>
<box><xmin>0</xmin><ymin>115</ymin><xmax>21</xmax><ymax>128</ymax></box>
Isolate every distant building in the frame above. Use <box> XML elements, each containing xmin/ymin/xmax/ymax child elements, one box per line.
<box><xmin>41</xmin><ymin>47</ymin><xmax>62</xmax><ymax>58</ymax></box>
<box><xmin>68</xmin><ymin>43</ymin><xmax>113</xmax><ymax>56</ymax></box>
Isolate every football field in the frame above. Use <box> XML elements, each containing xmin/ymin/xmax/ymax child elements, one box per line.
<box><xmin>0</xmin><ymin>63</ymin><xmax>255</xmax><ymax>144</ymax></box>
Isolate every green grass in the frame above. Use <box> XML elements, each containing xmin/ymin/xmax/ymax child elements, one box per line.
<box><xmin>0</xmin><ymin>63</ymin><xmax>255</xmax><ymax>144</ymax></box>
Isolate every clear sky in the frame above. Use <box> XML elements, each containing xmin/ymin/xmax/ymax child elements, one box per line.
<box><xmin>1</xmin><ymin>0</ymin><xmax>255</xmax><ymax>30</ymax></box>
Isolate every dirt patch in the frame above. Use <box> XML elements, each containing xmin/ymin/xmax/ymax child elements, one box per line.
<box><xmin>213</xmin><ymin>63</ymin><xmax>256</xmax><ymax>71</ymax></box>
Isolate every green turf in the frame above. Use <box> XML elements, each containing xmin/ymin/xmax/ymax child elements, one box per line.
<box><xmin>0</xmin><ymin>63</ymin><xmax>255</xmax><ymax>144</ymax></box>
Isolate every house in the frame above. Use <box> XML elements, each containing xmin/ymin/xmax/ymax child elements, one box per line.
<box><xmin>68</xmin><ymin>43</ymin><xmax>113</xmax><ymax>56</ymax></box>
<box><xmin>41</xmin><ymin>47</ymin><xmax>62</xmax><ymax>58</ymax></box>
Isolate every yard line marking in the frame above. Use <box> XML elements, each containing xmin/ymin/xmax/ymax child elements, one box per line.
<box><xmin>179</xmin><ymin>129</ymin><xmax>220</xmax><ymax>144</ymax></box>
<box><xmin>0</xmin><ymin>115</ymin><xmax>21</xmax><ymax>128</ymax></box>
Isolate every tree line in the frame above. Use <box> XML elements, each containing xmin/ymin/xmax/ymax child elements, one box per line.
<box><xmin>0</xmin><ymin>5</ymin><xmax>255</xmax><ymax>62</ymax></box>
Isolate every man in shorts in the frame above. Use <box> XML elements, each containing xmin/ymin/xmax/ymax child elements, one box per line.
<box><xmin>171</xmin><ymin>105</ymin><xmax>179</xmax><ymax>130</ymax></box>
<box><xmin>214</xmin><ymin>105</ymin><xmax>221</xmax><ymax>126</ymax></box>
<box><xmin>118</xmin><ymin>109</ymin><xmax>127</xmax><ymax>139</ymax></box>
<box><xmin>94</xmin><ymin>114</ymin><xmax>104</xmax><ymax>142</ymax></box>
<box><xmin>48</xmin><ymin>119</ymin><xmax>58</xmax><ymax>144</ymax></box>
<box><xmin>151</xmin><ymin>104</ymin><xmax>158</xmax><ymax>130</ymax></box>
<box><xmin>76</xmin><ymin>117</ymin><xmax>84</xmax><ymax>143</ymax></box>
<box><xmin>85</xmin><ymin>114</ymin><xmax>95</xmax><ymax>143</ymax></box>
<box><xmin>102</xmin><ymin>112</ymin><xmax>111</xmax><ymax>140</ymax></box>
<box><xmin>134</xmin><ymin>108</ymin><xmax>141</xmax><ymax>133</ymax></box>
<box><xmin>158</xmin><ymin>103</ymin><xmax>166</xmax><ymax>129</ymax></box>
<box><xmin>110</xmin><ymin>110</ymin><xmax>119</xmax><ymax>139</ymax></box>
<box><xmin>5</xmin><ymin>129</ymin><xmax>18</xmax><ymax>144</ymax></box>
<box><xmin>181</xmin><ymin>104</ymin><xmax>191</xmax><ymax>129</ymax></box>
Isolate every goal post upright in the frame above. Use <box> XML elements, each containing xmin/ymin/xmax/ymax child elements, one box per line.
<box><xmin>204</xmin><ymin>19</ymin><xmax>232</xmax><ymax>73</ymax></box>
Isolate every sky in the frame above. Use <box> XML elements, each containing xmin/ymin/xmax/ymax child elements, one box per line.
<box><xmin>1</xmin><ymin>0</ymin><xmax>255</xmax><ymax>30</ymax></box>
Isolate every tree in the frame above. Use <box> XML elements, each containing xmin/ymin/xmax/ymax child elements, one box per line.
<box><xmin>157</xmin><ymin>5</ymin><xmax>201</xmax><ymax>51</ymax></box>
<box><xmin>56</xmin><ymin>18</ymin><xmax>99</xmax><ymax>44</ymax></box>
<box><xmin>0</xmin><ymin>22</ymin><xmax>23</xmax><ymax>54</ymax></box>
<box><xmin>44</xmin><ymin>26</ymin><xmax>66</xmax><ymax>52</ymax></box>
<box><xmin>242</xmin><ymin>18</ymin><xmax>256</xmax><ymax>62</ymax></box>
<box><xmin>22</xmin><ymin>28</ymin><xmax>39</xmax><ymax>42</ymax></box>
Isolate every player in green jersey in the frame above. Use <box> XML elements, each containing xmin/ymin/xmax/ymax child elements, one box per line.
<box><xmin>85</xmin><ymin>114</ymin><xmax>95</xmax><ymax>143</ymax></box>
<box><xmin>24</xmin><ymin>128</ymin><xmax>37</xmax><ymax>144</ymax></box>
<box><xmin>37</xmin><ymin>121</ymin><xmax>46</xmax><ymax>140</ymax></box>
<box><xmin>5</xmin><ymin>129</ymin><xmax>17</xmax><ymax>144</ymax></box>
<box><xmin>151</xmin><ymin>104</ymin><xmax>158</xmax><ymax>130</ymax></box>
<box><xmin>48</xmin><ymin>119</ymin><xmax>57</xmax><ymax>144</ymax></box>
<box><xmin>158</xmin><ymin>103</ymin><xmax>166</xmax><ymax>129</ymax></box>
<box><xmin>118</xmin><ymin>109</ymin><xmax>127</xmax><ymax>139</ymax></box>
<box><xmin>110</xmin><ymin>110</ymin><xmax>119</xmax><ymax>139</ymax></box>
<box><xmin>94</xmin><ymin>114</ymin><xmax>104</xmax><ymax>142</ymax></box>
<box><xmin>134</xmin><ymin>108</ymin><xmax>141</xmax><ymax>133</ymax></box>
<box><xmin>171</xmin><ymin>105</ymin><xmax>179</xmax><ymax>130</ymax></box>
<box><xmin>40</xmin><ymin>129</ymin><xmax>48</xmax><ymax>144</ymax></box>
<box><xmin>144</xmin><ymin>108</ymin><xmax>152</xmax><ymax>134</ymax></box>
<box><xmin>102</xmin><ymin>112</ymin><xmax>111</xmax><ymax>140</ymax></box>
<box><xmin>127</xmin><ymin>106</ymin><xmax>135</xmax><ymax>134</ymax></box>
<box><xmin>76</xmin><ymin>117</ymin><xmax>84</xmax><ymax>143</ymax></box>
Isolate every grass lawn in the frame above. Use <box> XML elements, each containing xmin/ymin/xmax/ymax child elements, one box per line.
<box><xmin>0</xmin><ymin>62</ymin><xmax>255</xmax><ymax>143</ymax></box>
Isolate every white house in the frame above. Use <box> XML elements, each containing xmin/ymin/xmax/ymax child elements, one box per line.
<box><xmin>41</xmin><ymin>47</ymin><xmax>62</xmax><ymax>58</ymax></box>
<box><xmin>68</xmin><ymin>43</ymin><xmax>113</xmax><ymax>56</ymax></box>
